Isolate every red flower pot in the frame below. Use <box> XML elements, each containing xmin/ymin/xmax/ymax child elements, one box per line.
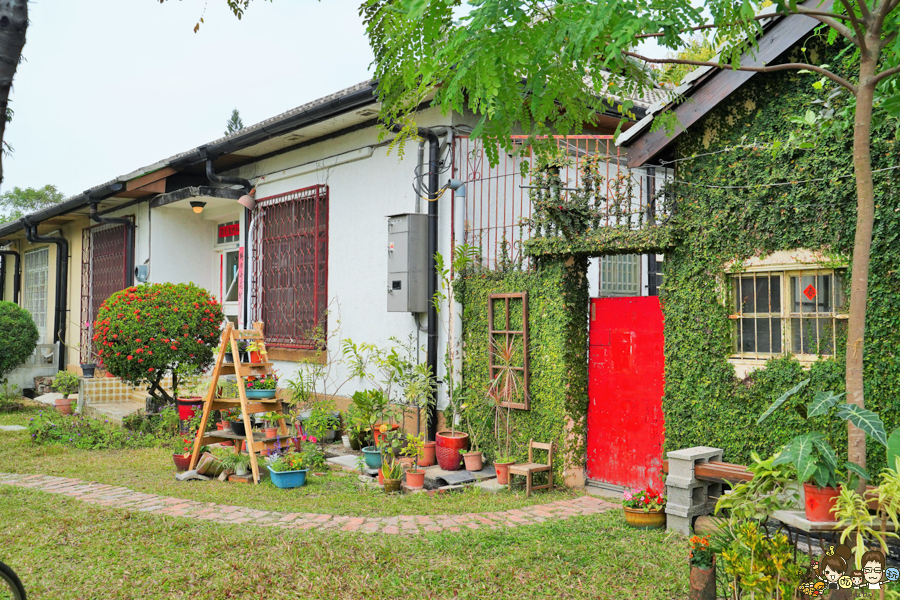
<box><xmin>249</xmin><ymin>351</ymin><xmax>262</xmax><ymax>364</ymax></box>
<box><xmin>176</xmin><ymin>398</ymin><xmax>203</xmax><ymax>421</ymax></box>
<box><xmin>405</xmin><ymin>469</ymin><xmax>425</xmax><ymax>489</ymax></box>
<box><xmin>172</xmin><ymin>453</ymin><xmax>193</xmax><ymax>472</ymax></box>
<box><xmin>378</xmin><ymin>468</ymin><xmax>384</xmax><ymax>485</ymax></box>
<box><xmin>803</xmin><ymin>483</ymin><xmax>841</xmax><ymax>522</ymax></box>
<box><xmin>419</xmin><ymin>441</ymin><xmax>436</xmax><ymax>467</ymax></box>
<box><xmin>435</xmin><ymin>431</ymin><xmax>469</xmax><ymax>471</ymax></box>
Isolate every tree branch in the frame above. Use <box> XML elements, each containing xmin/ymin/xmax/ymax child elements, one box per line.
<box><xmin>868</xmin><ymin>64</ymin><xmax>900</xmax><ymax>87</ymax></box>
<box><xmin>810</xmin><ymin>1</ymin><xmax>864</xmax><ymax>48</ymax></box>
<box><xmin>634</xmin><ymin>9</ymin><xmax>856</xmax><ymax>42</ymax></box>
<box><xmin>623</xmin><ymin>52</ymin><xmax>859</xmax><ymax>94</ymax></box>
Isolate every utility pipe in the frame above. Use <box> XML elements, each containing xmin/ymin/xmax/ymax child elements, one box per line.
<box><xmin>22</xmin><ymin>218</ymin><xmax>68</xmax><ymax>372</ymax></box>
<box><xmin>199</xmin><ymin>146</ymin><xmax>252</xmax><ymax>193</ymax></box>
<box><xmin>88</xmin><ymin>191</ymin><xmax>135</xmax><ymax>287</ymax></box>
<box><xmin>0</xmin><ymin>249</ymin><xmax>20</xmax><ymax>304</ymax></box>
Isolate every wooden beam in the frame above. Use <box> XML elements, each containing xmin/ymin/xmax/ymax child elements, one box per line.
<box><xmin>125</xmin><ymin>166</ymin><xmax>178</xmax><ymax>191</ymax></box>
<box><xmin>117</xmin><ymin>179</ymin><xmax>167</xmax><ymax>199</ymax></box>
<box><xmin>625</xmin><ymin>11</ymin><xmax>820</xmax><ymax>168</ymax></box>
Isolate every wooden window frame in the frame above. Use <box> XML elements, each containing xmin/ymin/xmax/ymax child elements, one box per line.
<box><xmin>488</xmin><ymin>292</ymin><xmax>530</xmax><ymax>410</ymax></box>
<box><xmin>729</xmin><ymin>268</ymin><xmax>848</xmax><ymax>361</ymax></box>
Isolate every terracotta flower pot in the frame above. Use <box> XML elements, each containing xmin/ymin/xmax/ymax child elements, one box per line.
<box><xmin>54</xmin><ymin>397</ymin><xmax>74</xmax><ymax>416</ymax></box>
<box><xmin>378</xmin><ymin>468</ymin><xmax>384</xmax><ymax>485</ymax></box>
<box><xmin>419</xmin><ymin>441</ymin><xmax>436</xmax><ymax>467</ymax></box>
<box><xmin>263</xmin><ymin>427</ymin><xmax>278</xmax><ymax>439</ymax></box>
<box><xmin>494</xmin><ymin>461</ymin><xmax>514</xmax><ymax>484</ymax></box>
<box><xmin>689</xmin><ymin>559</ymin><xmax>716</xmax><ymax>600</ymax></box>
<box><xmin>803</xmin><ymin>483</ymin><xmax>841</xmax><ymax>522</ymax></box>
<box><xmin>435</xmin><ymin>431</ymin><xmax>469</xmax><ymax>471</ymax></box>
<box><xmin>462</xmin><ymin>451</ymin><xmax>483</xmax><ymax>472</ymax></box>
<box><xmin>405</xmin><ymin>469</ymin><xmax>425</xmax><ymax>489</ymax></box>
<box><xmin>384</xmin><ymin>478</ymin><xmax>402</xmax><ymax>493</ymax></box>
<box><xmin>623</xmin><ymin>507</ymin><xmax>666</xmax><ymax>529</ymax></box>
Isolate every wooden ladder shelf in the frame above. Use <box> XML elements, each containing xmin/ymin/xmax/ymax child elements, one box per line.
<box><xmin>187</xmin><ymin>322</ymin><xmax>290</xmax><ymax>484</ymax></box>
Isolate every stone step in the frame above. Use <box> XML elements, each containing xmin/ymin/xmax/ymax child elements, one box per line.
<box><xmin>82</xmin><ymin>401</ymin><xmax>145</xmax><ymax>425</ymax></box>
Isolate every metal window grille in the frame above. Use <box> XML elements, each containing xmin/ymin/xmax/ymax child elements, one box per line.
<box><xmin>24</xmin><ymin>247</ymin><xmax>49</xmax><ymax>342</ymax></box>
<box><xmin>599</xmin><ymin>254</ymin><xmax>641</xmax><ymax>296</ymax></box>
<box><xmin>488</xmin><ymin>292</ymin><xmax>529</xmax><ymax>409</ymax></box>
<box><xmin>251</xmin><ymin>184</ymin><xmax>328</xmax><ymax>349</ymax></box>
<box><xmin>80</xmin><ymin>222</ymin><xmax>130</xmax><ymax>363</ymax></box>
<box><xmin>452</xmin><ymin>135</ymin><xmax>672</xmax><ymax>271</ymax></box>
<box><xmin>731</xmin><ymin>269</ymin><xmax>847</xmax><ymax>359</ymax></box>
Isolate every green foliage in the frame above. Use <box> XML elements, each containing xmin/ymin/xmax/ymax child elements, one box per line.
<box><xmin>715</xmin><ymin>451</ymin><xmax>800</xmax><ymax>521</ymax></box>
<box><xmin>28</xmin><ymin>411</ymin><xmax>162</xmax><ymax>450</ymax></box>
<box><xmin>456</xmin><ymin>256</ymin><xmax>588</xmax><ymax>478</ymax></box>
<box><xmin>94</xmin><ymin>283</ymin><xmax>224</xmax><ymax>401</ymax></box>
<box><xmin>224</xmin><ymin>108</ymin><xmax>244</xmax><ymax>136</ymax></box>
<box><xmin>51</xmin><ymin>371</ymin><xmax>80</xmax><ymax>398</ymax></box>
<box><xmin>718</xmin><ymin>523</ymin><xmax>805</xmax><ymax>598</ymax></box>
<box><xmin>657</xmin><ymin>35</ymin><xmax>718</xmax><ymax>86</ymax></box>
<box><xmin>0</xmin><ymin>300</ymin><xmax>39</xmax><ymax>380</ymax></box>
<box><xmin>0</xmin><ymin>185</ymin><xmax>65</xmax><ymax>224</ymax></box>
<box><xmin>660</xmin><ymin>47</ymin><xmax>900</xmax><ymax>473</ymax></box>
<box><xmin>122</xmin><ymin>407</ymin><xmax>180</xmax><ymax>439</ymax></box>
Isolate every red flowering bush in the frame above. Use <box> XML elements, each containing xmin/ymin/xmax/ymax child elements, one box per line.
<box><xmin>622</xmin><ymin>487</ymin><xmax>666</xmax><ymax>512</ymax></box>
<box><xmin>94</xmin><ymin>283</ymin><xmax>223</xmax><ymax>401</ymax></box>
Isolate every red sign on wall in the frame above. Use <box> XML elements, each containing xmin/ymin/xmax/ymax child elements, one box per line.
<box><xmin>219</xmin><ymin>223</ymin><xmax>240</xmax><ymax>238</ymax></box>
<box><xmin>803</xmin><ymin>284</ymin><xmax>817</xmax><ymax>301</ymax></box>
<box><xmin>237</xmin><ymin>246</ymin><xmax>244</xmax><ymax>328</ymax></box>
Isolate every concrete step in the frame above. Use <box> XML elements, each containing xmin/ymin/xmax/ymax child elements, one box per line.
<box><xmin>82</xmin><ymin>401</ymin><xmax>145</xmax><ymax>425</ymax></box>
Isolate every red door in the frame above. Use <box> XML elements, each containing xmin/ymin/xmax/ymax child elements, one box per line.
<box><xmin>587</xmin><ymin>297</ymin><xmax>665</xmax><ymax>490</ymax></box>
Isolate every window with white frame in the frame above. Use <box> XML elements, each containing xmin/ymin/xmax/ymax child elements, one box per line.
<box><xmin>24</xmin><ymin>247</ymin><xmax>49</xmax><ymax>342</ymax></box>
<box><xmin>599</xmin><ymin>254</ymin><xmax>641</xmax><ymax>296</ymax></box>
<box><xmin>731</xmin><ymin>268</ymin><xmax>848</xmax><ymax>359</ymax></box>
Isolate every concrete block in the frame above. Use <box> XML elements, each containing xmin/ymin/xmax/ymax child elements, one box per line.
<box><xmin>665</xmin><ymin>502</ymin><xmax>710</xmax><ymax>519</ymax></box>
<box><xmin>667</xmin><ymin>513</ymin><xmax>694</xmax><ymax>536</ymax></box>
<box><xmin>666</xmin><ymin>483</ymin><xmax>710</xmax><ymax>508</ymax></box>
<box><xmin>667</xmin><ymin>446</ymin><xmax>723</xmax><ymax>485</ymax></box>
<box><xmin>667</xmin><ymin>446</ymin><xmax>724</xmax><ymax>462</ymax></box>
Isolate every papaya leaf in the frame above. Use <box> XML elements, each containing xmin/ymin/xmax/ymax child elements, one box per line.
<box><xmin>836</xmin><ymin>404</ymin><xmax>888</xmax><ymax>447</ymax></box>
<box><xmin>757</xmin><ymin>379</ymin><xmax>810</xmax><ymax>424</ymax></box>
<box><xmin>807</xmin><ymin>391</ymin><xmax>845</xmax><ymax>418</ymax></box>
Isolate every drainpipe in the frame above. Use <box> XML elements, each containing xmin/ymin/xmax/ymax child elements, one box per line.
<box><xmin>88</xmin><ymin>191</ymin><xmax>135</xmax><ymax>287</ymax></box>
<box><xmin>392</xmin><ymin>124</ymin><xmax>440</xmax><ymax>441</ymax></box>
<box><xmin>23</xmin><ymin>218</ymin><xmax>68</xmax><ymax>372</ymax></box>
<box><xmin>0</xmin><ymin>248</ymin><xmax>20</xmax><ymax>304</ymax></box>
<box><xmin>199</xmin><ymin>146</ymin><xmax>252</xmax><ymax>193</ymax></box>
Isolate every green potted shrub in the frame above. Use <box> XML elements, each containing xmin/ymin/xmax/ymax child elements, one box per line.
<box><xmin>51</xmin><ymin>371</ymin><xmax>80</xmax><ymax>415</ymax></box>
<box><xmin>219</xmin><ymin>451</ymin><xmax>253</xmax><ymax>477</ymax></box>
<box><xmin>402</xmin><ymin>433</ymin><xmax>426</xmax><ymax>489</ymax></box>
<box><xmin>382</xmin><ymin>456</ymin><xmax>404</xmax><ymax>493</ymax></box>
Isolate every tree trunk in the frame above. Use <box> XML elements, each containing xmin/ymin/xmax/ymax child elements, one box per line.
<box><xmin>0</xmin><ymin>0</ymin><xmax>27</xmax><ymax>185</ymax></box>
<box><xmin>846</xmin><ymin>53</ymin><xmax>878</xmax><ymax>491</ymax></box>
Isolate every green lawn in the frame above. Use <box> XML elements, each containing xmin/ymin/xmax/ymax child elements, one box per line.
<box><xmin>0</xmin><ymin>403</ymin><xmax>690</xmax><ymax>598</ymax></box>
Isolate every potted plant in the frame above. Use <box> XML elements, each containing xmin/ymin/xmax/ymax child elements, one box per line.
<box><xmin>459</xmin><ymin>404</ymin><xmax>484</xmax><ymax>471</ymax></box>
<box><xmin>246</xmin><ymin>340</ymin><xmax>267</xmax><ymax>364</ymax></box>
<box><xmin>172</xmin><ymin>436</ymin><xmax>208</xmax><ymax>472</ymax></box>
<box><xmin>262</xmin><ymin>410</ymin><xmax>282</xmax><ymax>439</ymax></box>
<box><xmin>267</xmin><ymin>450</ymin><xmax>309</xmax><ymax>489</ymax></box>
<box><xmin>219</xmin><ymin>451</ymin><xmax>253</xmax><ymax>477</ymax></box>
<box><xmin>361</xmin><ymin>445</ymin><xmax>382</xmax><ymax>470</ymax></box>
<box><xmin>382</xmin><ymin>456</ymin><xmax>404</xmax><ymax>493</ymax></box>
<box><xmin>402</xmin><ymin>433</ymin><xmax>426</xmax><ymax>489</ymax></box>
<box><xmin>245</xmin><ymin>374</ymin><xmax>277</xmax><ymax>399</ymax></box>
<box><xmin>51</xmin><ymin>371</ymin><xmax>80</xmax><ymax>415</ymax></box>
<box><xmin>622</xmin><ymin>487</ymin><xmax>666</xmax><ymax>528</ymax></box>
<box><xmin>80</xmin><ymin>363</ymin><xmax>96</xmax><ymax>378</ymax></box>
<box><xmin>688</xmin><ymin>535</ymin><xmax>715</xmax><ymax>600</ymax></box>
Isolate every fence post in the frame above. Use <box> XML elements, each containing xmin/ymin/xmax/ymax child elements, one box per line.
<box><xmin>665</xmin><ymin>446</ymin><xmax>723</xmax><ymax>535</ymax></box>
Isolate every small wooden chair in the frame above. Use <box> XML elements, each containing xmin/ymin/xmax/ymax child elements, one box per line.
<box><xmin>507</xmin><ymin>439</ymin><xmax>554</xmax><ymax>497</ymax></box>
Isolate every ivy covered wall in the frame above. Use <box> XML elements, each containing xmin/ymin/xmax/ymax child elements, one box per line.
<box><xmin>663</xmin><ymin>43</ymin><xmax>900</xmax><ymax>472</ymax></box>
<box><xmin>455</xmin><ymin>257</ymin><xmax>589</xmax><ymax>481</ymax></box>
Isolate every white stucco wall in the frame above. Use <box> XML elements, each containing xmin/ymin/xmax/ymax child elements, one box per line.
<box><xmin>148</xmin><ymin>206</ymin><xmax>218</xmax><ymax>287</ymax></box>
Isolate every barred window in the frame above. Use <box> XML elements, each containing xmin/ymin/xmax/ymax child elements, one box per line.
<box><xmin>599</xmin><ymin>254</ymin><xmax>641</xmax><ymax>296</ymax></box>
<box><xmin>252</xmin><ymin>185</ymin><xmax>328</xmax><ymax>349</ymax></box>
<box><xmin>24</xmin><ymin>247</ymin><xmax>49</xmax><ymax>342</ymax></box>
<box><xmin>731</xmin><ymin>269</ymin><xmax>847</xmax><ymax>359</ymax></box>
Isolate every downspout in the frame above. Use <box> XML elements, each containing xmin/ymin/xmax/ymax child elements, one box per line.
<box><xmin>0</xmin><ymin>249</ymin><xmax>20</xmax><ymax>304</ymax></box>
<box><xmin>392</xmin><ymin>125</ymin><xmax>440</xmax><ymax>441</ymax></box>
<box><xmin>88</xmin><ymin>191</ymin><xmax>135</xmax><ymax>287</ymax></box>
<box><xmin>198</xmin><ymin>146</ymin><xmax>254</xmax><ymax>327</ymax></box>
<box><xmin>23</xmin><ymin>218</ymin><xmax>68</xmax><ymax>372</ymax></box>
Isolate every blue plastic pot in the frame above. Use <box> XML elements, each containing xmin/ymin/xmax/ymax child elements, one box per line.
<box><xmin>246</xmin><ymin>389</ymin><xmax>276</xmax><ymax>399</ymax></box>
<box><xmin>267</xmin><ymin>466</ymin><xmax>309</xmax><ymax>489</ymax></box>
<box><xmin>361</xmin><ymin>446</ymin><xmax>382</xmax><ymax>470</ymax></box>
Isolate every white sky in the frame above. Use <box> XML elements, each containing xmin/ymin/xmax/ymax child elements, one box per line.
<box><xmin>6</xmin><ymin>0</ymin><xmax>375</xmax><ymax>196</ymax></box>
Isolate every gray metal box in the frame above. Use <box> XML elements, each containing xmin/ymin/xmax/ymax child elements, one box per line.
<box><xmin>387</xmin><ymin>213</ymin><xmax>428</xmax><ymax>312</ymax></box>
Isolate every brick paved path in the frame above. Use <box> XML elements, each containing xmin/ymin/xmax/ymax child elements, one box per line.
<box><xmin>0</xmin><ymin>473</ymin><xmax>617</xmax><ymax>535</ymax></box>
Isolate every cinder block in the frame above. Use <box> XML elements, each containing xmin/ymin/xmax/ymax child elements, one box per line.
<box><xmin>666</xmin><ymin>513</ymin><xmax>693</xmax><ymax>536</ymax></box>
<box><xmin>666</xmin><ymin>482</ymin><xmax>711</xmax><ymax>508</ymax></box>
<box><xmin>667</xmin><ymin>446</ymin><xmax>724</xmax><ymax>485</ymax></box>
<box><xmin>665</xmin><ymin>502</ymin><xmax>709</xmax><ymax>519</ymax></box>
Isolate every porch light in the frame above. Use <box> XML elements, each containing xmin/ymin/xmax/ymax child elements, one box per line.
<box><xmin>190</xmin><ymin>201</ymin><xmax>206</xmax><ymax>214</ymax></box>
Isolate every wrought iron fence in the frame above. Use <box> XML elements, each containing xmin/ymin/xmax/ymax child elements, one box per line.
<box><xmin>452</xmin><ymin>135</ymin><xmax>671</xmax><ymax>269</ymax></box>
<box><xmin>250</xmin><ymin>184</ymin><xmax>329</xmax><ymax>349</ymax></box>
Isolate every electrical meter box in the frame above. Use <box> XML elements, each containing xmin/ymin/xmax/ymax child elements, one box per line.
<box><xmin>387</xmin><ymin>213</ymin><xmax>428</xmax><ymax>312</ymax></box>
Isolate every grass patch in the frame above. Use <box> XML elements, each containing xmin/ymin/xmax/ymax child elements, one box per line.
<box><xmin>0</xmin><ymin>403</ymin><xmax>581</xmax><ymax>517</ymax></box>
<box><xmin>0</xmin><ymin>487</ymin><xmax>689</xmax><ymax>599</ymax></box>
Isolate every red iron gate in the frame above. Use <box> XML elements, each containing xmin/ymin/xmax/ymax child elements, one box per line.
<box><xmin>81</xmin><ymin>222</ymin><xmax>131</xmax><ymax>363</ymax></box>
<box><xmin>587</xmin><ymin>296</ymin><xmax>665</xmax><ymax>490</ymax></box>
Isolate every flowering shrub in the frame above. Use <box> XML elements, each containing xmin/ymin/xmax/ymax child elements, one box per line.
<box><xmin>689</xmin><ymin>535</ymin><xmax>714</xmax><ymax>570</ymax></box>
<box><xmin>94</xmin><ymin>283</ymin><xmax>223</xmax><ymax>401</ymax></box>
<box><xmin>622</xmin><ymin>487</ymin><xmax>666</xmax><ymax>512</ymax></box>
<box><xmin>245</xmin><ymin>374</ymin><xmax>277</xmax><ymax>390</ymax></box>
<box><xmin>28</xmin><ymin>411</ymin><xmax>160</xmax><ymax>450</ymax></box>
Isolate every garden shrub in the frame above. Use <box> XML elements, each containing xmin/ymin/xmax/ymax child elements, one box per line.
<box><xmin>0</xmin><ymin>300</ymin><xmax>39</xmax><ymax>381</ymax></box>
<box><xmin>122</xmin><ymin>406</ymin><xmax>180</xmax><ymax>438</ymax></box>
<box><xmin>28</xmin><ymin>411</ymin><xmax>162</xmax><ymax>450</ymax></box>
<box><xmin>93</xmin><ymin>283</ymin><xmax>224</xmax><ymax>401</ymax></box>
